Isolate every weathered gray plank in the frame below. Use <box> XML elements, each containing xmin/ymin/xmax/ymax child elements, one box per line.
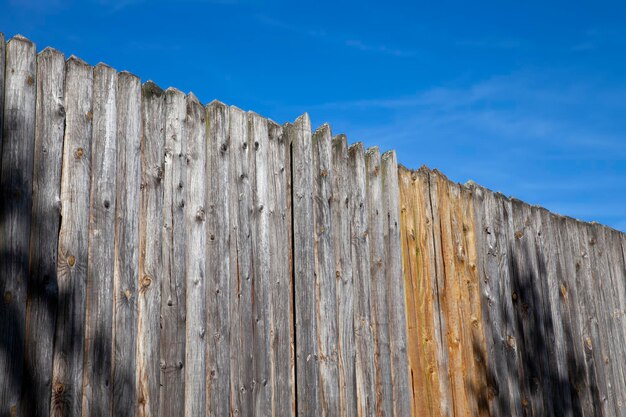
<box><xmin>595</xmin><ymin>225</ymin><xmax>626</xmax><ymax>416</ymax></box>
<box><xmin>289</xmin><ymin>113</ymin><xmax>319</xmax><ymax>416</ymax></box>
<box><xmin>381</xmin><ymin>151</ymin><xmax>412</xmax><ymax>417</ymax></box>
<box><xmin>228</xmin><ymin>106</ymin><xmax>254</xmax><ymax>417</ymax></box>
<box><xmin>585</xmin><ymin>223</ymin><xmax>621</xmax><ymax>416</ymax></box>
<box><xmin>183</xmin><ymin>93</ymin><xmax>207</xmax><ymax>417</ymax></box>
<box><xmin>364</xmin><ymin>146</ymin><xmax>393</xmax><ymax>417</ymax></box>
<box><xmin>552</xmin><ymin>215</ymin><xmax>594</xmax><ymax>417</ymax></box>
<box><xmin>160</xmin><ymin>87</ymin><xmax>186</xmax><ymax>417</ymax></box>
<box><xmin>536</xmin><ymin>207</ymin><xmax>573</xmax><ymax>417</ymax></box>
<box><xmin>312</xmin><ymin>124</ymin><xmax>340</xmax><ymax>417</ymax></box>
<box><xmin>112</xmin><ymin>71</ymin><xmax>141</xmax><ymax>417</ymax></box>
<box><xmin>575</xmin><ymin>221</ymin><xmax>612</xmax><ymax>417</ymax></box>
<box><xmin>82</xmin><ymin>62</ymin><xmax>117</xmax><ymax>417</ymax></box>
<box><xmin>249</xmin><ymin>112</ymin><xmax>272</xmax><ymax>416</ymax></box>
<box><xmin>348</xmin><ymin>142</ymin><xmax>376</xmax><ymax>417</ymax></box>
<box><xmin>564</xmin><ymin>217</ymin><xmax>603</xmax><ymax>417</ymax></box>
<box><xmin>472</xmin><ymin>186</ymin><xmax>524</xmax><ymax>417</ymax></box>
<box><xmin>21</xmin><ymin>46</ymin><xmax>65</xmax><ymax>417</ymax></box>
<box><xmin>603</xmin><ymin>227</ymin><xmax>626</xmax><ymax>406</ymax></box>
<box><xmin>268</xmin><ymin>119</ymin><xmax>294</xmax><ymax>417</ymax></box>
<box><xmin>137</xmin><ymin>81</ymin><xmax>165</xmax><ymax>417</ymax></box>
<box><xmin>50</xmin><ymin>54</ymin><xmax>92</xmax><ymax>417</ymax></box>
<box><xmin>331</xmin><ymin>134</ymin><xmax>356</xmax><ymax>417</ymax></box>
<box><xmin>206</xmin><ymin>100</ymin><xmax>231</xmax><ymax>417</ymax></box>
<box><xmin>0</xmin><ymin>34</ymin><xmax>36</xmax><ymax>417</ymax></box>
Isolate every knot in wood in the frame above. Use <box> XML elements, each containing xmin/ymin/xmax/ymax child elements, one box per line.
<box><xmin>196</xmin><ymin>207</ymin><xmax>206</xmax><ymax>222</ymax></box>
<box><xmin>27</xmin><ymin>75</ymin><xmax>34</xmax><ymax>86</ymax></box>
<box><xmin>67</xmin><ymin>255</ymin><xmax>76</xmax><ymax>267</ymax></box>
<box><xmin>74</xmin><ymin>148</ymin><xmax>84</xmax><ymax>159</ymax></box>
<box><xmin>514</xmin><ymin>230</ymin><xmax>524</xmax><ymax>239</ymax></box>
<box><xmin>86</xmin><ymin>110</ymin><xmax>93</xmax><ymax>121</ymax></box>
<box><xmin>54</xmin><ymin>382</ymin><xmax>65</xmax><ymax>394</ymax></box>
<box><xmin>141</xmin><ymin>275</ymin><xmax>152</xmax><ymax>288</ymax></box>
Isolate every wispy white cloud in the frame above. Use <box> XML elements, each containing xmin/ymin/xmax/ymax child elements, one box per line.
<box><xmin>456</xmin><ymin>38</ymin><xmax>523</xmax><ymax>49</ymax></box>
<box><xmin>256</xmin><ymin>14</ymin><xmax>416</xmax><ymax>57</ymax></box>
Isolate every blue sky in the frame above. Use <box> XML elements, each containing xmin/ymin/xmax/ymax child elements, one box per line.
<box><xmin>2</xmin><ymin>0</ymin><xmax>626</xmax><ymax>230</ymax></box>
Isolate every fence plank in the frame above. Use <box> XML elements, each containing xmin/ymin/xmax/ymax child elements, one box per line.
<box><xmin>228</xmin><ymin>106</ymin><xmax>254</xmax><ymax>417</ymax></box>
<box><xmin>290</xmin><ymin>113</ymin><xmax>320</xmax><ymax>417</ymax></box>
<box><xmin>348</xmin><ymin>142</ymin><xmax>377</xmax><ymax>417</ymax></box>
<box><xmin>381</xmin><ymin>151</ymin><xmax>412</xmax><ymax>417</ymax></box>
<box><xmin>0</xmin><ymin>34</ymin><xmax>37</xmax><ymax>417</ymax></box>
<box><xmin>50</xmin><ymin>55</ymin><xmax>92</xmax><ymax>417</ymax></box>
<box><xmin>206</xmin><ymin>100</ymin><xmax>231</xmax><ymax>417</ymax></box>
<box><xmin>268</xmin><ymin>120</ymin><xmax>294</xmax><ymax>417</ymax></box>
<box><xmin>604</xmin><ymin>227</ymin><xmax>626</xmax><ymax>406</ymax></box>
<box><xmin>21</xmin><ymin>46</ymin><xmax>65</xmax><ymax>417</ymax></box>
<box><xmin>137</xmin><ymin>81</ymin><xmax>165</xmax><ymax>417</ymax></box>
<box><xmin>82</xmin><ymin>62</ymin><xmax>117</xmax><ymax>417</ymax></box>
<box><xmin>398</xmin><ymin>167</ymin><xmax>426</xmax><ymax>416</ymax></box>
<box><xmin>160</xmin><ymin>87</ymin><xmax>186</xmax><ymax>417</ymax></box>
<box><xmin>112</xmin><ymin>71</ymin><xmax>141</xmax><ymax>417</ymax></box>
<box><xmin>470</xmin><ymin>185</ymin><xmax>503</xmax><ymax>417</ymax></box>
<box><xmin>247</xmin><ymin>112</ymin><xmax>272</xmax><ymax>416</ymax></box>
<box><xmin>552</xmin><ymin>215</ymin><xmax>594</xmax><ymax>417</ymax></box>
<box><xmin>183</xmin><ymin>93</ymin><xmax>207</xmax><ymax>417</ymax></box>
<box><xmin>585</xmin><ymin>223</ymin><xmax>621</xmax><ymax>416</ymax></box>
<box><xmin>364</xmin><ymin>146</ymin><xmax>394</xmax><ymax>417</ymax></box>
<box><xmin>283</xmin><ymin>121</ymin><xmax>296</xmax><ymax>417</ymax></box>
<box><xmin>574</xmin><ymin>221</ymin><xmax>611</xmax><ymax>417</ymax></box>
<box><xmin>331</xmin><ymin>134</ymin><xmax>356</xmax><ymax>417</ymax></box>
<box><xmin>312</xmin><ymin>125</ymin><xmax>340</xmax><ymax>417</ymax></box>
<box><xmin>538</xmin><ymin>209</ymin><xmax>576</xmax><ymax>417</ymax></box>
<box><xmin>424</xmin><ymin>169</ymin><xmax>453</xmax><ymax>417</ymax></box>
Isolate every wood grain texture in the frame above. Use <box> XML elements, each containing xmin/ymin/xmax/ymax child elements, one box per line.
<box><xmin>552</xmin><ymin>215</ymin><xmax>594</xmax><ymax>417</ymax></box>
<box><xmin>423</xmin><ymin>169</ymin><xmax>453</xmax><ymax>417</ymax></box>
<box><xmin>50</xmin><ymin>54</ymin><xmax>92</xmax><ymax>417</ymax></box>
<box><xmin>331</xmin><ymin>134</ymin><xmax>356</xmax><ymax>417</ymax></box>
<box><xmin>82</xmin><ymin>62</ymin><xmax>117</xmax><ymax>417</ymax></box>
<box><xmin>348</xmin><ymin>142</ymin><xmax>376</xmax><ymax>417</ymax></box>
<box><xmin>112</xmin><ymin>71</ymin><xmax>141</xmax><ymax>417</ymax></box>
<box><xmin>137</xmin><ymin>81</ymin><xmax>165</xmax><ymax>417</ymax></box>
<box><xmin>160</xmin><ymin>87</ymin><xmax>186</xmax><ymax>417</ymax></box>
<box><xmin>537</xmin><ymin>208</ymin><xmax>575</xmax><ymax>417</ymax></box>
<box><xmin>584</xmin><ymin>222</ymin><xmax>619</xmax><ymax>416</ymax></box>
<box><xmin>575</xmin><ymin>221</ymin><xmax>612</xmax><ymax>417</ymax></box>
<box><xmin>603</xmin><ymin>226</ymin><xmax>626</xmax><ymax>413</ymax></box>
<box><xmin>228</xmin><ymin>106</ymin><xmax>254</xmax><ymax>417</ymax></box>
<box><xmin>381</xmin><ymin>152</ymin><xmax>412</xmax><ymax>417</ymax></box>
<box><xmin>312</xmin><ymin>124</ymin><xmax>340</xmax><ymax>417</ymax></box>
<box><xmin>206</xmin><ymin>100</ymin><xmax>231</xmax><ymax>417</ymax></box>
<box><xmin>248</xmin><ymin>111</ymin><xmax>272</xmax><ymax>417</ymax></box>
<box><xmin>398</xmin><ymin>167</ymin><xmax>429</xmax><ymax>417</ymax></box>
<box><xmin>183</xmin><ymin>93</ymin><xmax>207</xmax><ymax>417</ymax></box>
<box><xmin>364</xmin><ymin>147</ymin><xmax>393</xmax><ymax>417</ymax></box>
<box><xmin>289</xmin><ymin>113</ymin><xmax>320</xmax><ymax>417</ymax></box>
<box><xmin>21</xmin><ymin>46</ymin><xmax>65</xmax><ymax>417</ymax></box>
<box><xmin>268</xmin><ymin>119</ymin><xmax>294</xmax><ymax>417</ymax></box>
<box><xmin>1</xmin><ymin>34</ymin><xmax>36</xmax><ymax>417</ymax></box>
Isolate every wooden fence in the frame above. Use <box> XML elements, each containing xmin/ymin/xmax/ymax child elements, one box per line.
<box><xmin>0</xmin><ymin>33</ymin><xmax>624</xmax><ymax>417</ymax></box>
